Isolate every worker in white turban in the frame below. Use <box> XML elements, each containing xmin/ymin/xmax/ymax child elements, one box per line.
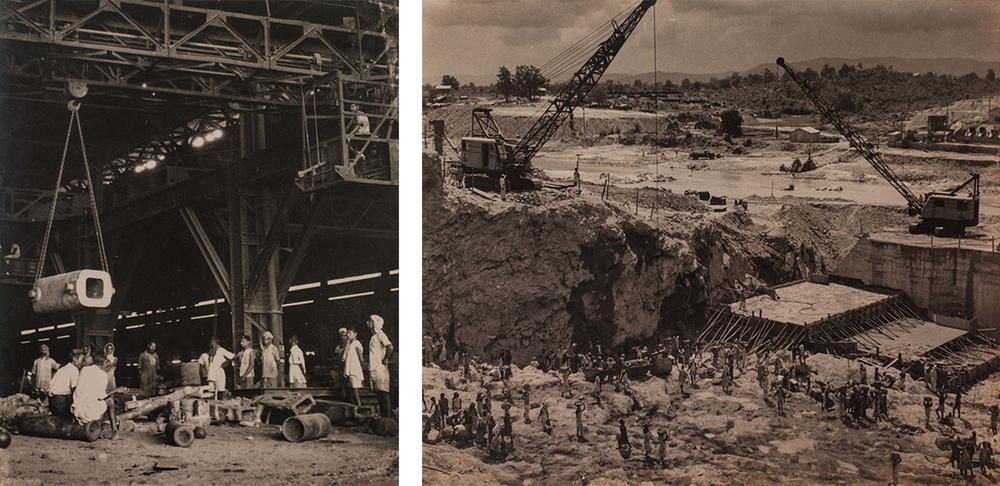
<box><xmin>367</xmin><ymin>314</ymin><xmax>394</xmax><ymax>417</ymax></box>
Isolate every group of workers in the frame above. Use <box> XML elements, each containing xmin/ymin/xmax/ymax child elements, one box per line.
<box><xmin>135</xmin><ymin>330</ymin><xmax>298</xmax><ymax>396</ymax></box>
<box><xmin>333</xmin><ymin>316</ymin><xmax>395</xmax><ymax>417</ymax></box>
<box><xmin>423</xmin><ymin>387</ymin><xmax>519</xmax><ymax>459</ymax></box>
<box><xmin>29</xmin><ymin>313</ymin><xmax>395</xmax><ymax>429</ymax></box>
<box><xmin>422</xmin><ymin>331</ymin><xmax>1000</xmax><ymax>483</ymax></box>
<box><xmin>31</xmin><ymin>343</ymin><xmax>119</xmax><ymax>433</ymax></box>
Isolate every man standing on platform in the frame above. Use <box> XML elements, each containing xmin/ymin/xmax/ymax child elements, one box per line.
<box><xmin>206</xmin><ymin>337</ymin><xmax>234</xmax><ymax>393</ymax></box>
<box><xmin>260</xmin><ymin>331</ymin><xmax>280</xmax><ymax>388</ymax></box>
<box><xmin>236</xmin><ymin>335</ymin><xmax>256</xmax><ymax>390</ymax></box>
<box><xmin>288</xmin><ymin>335</ymin><xmax>308</xmax><ymax>389</ymax></box>
<box><xmin>367</xmin><ymin>315</ymin><xmax>394</xmax><ymax>417</ymax></box>
<box><xmin>344</xmin><ymin>328</ymin><xmax>365</xmax><ymax>405</ymax></box>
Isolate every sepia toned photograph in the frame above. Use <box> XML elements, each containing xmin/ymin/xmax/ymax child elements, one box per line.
<box><xmin>0</xmin><ymin>1</ymin><xmax>398</xmax><ymax>484</ymax></box>
<box><xmin>422</xmin><ymin>0</ymin><xmax>1000</xmax><ymax>484</ymax></box>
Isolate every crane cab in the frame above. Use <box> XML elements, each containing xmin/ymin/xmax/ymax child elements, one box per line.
<box><xmin>910</xmin><ymin>174</ymin><xmax>981</xmax><ymax>234</ymax></box>
<box><xmin>915</xmin><ymin>194</ymin><xmax>979</xmax><ymax>233</ymax></box>
<box><xmin>460</xmin><ymin>137</ymin><xmax>512</xmax><ymax>173</ymax></box>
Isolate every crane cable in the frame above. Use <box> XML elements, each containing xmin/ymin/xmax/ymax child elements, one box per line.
<box><xmin>34</xmin><ymin>101</ymin><xmax>110</xmax><ymax>282</ymax></box>
<box><xmin>508</xmin><ymin>2</ymin><xmax>640</xmax><ymax>138</ymax></box>
<box><xmin>652</xmin><ymin>1</ymin><xmax>659</xmax><ymax>223</ymax></box>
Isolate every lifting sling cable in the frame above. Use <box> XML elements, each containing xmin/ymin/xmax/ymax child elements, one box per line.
<box><xmin>34</xmin><ymin>101</ymin><xmax>110</xmax><ymax>283</ymax></box>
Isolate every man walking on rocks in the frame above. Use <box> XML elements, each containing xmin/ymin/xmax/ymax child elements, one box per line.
<box><xmin>924</xmin><ymin>397</ymin><xmax>933</xmax><ymax>428</ymax></box>
<box><xmin>575</xmin><ymin>399</ymin><xmax>586</xmax><ymax>441</ymax></box>
<box><xmin>642</xmin><ymin>423</ymin><xmax>653</xmax><ymax>462</ymax></box>
<box><xmin>522</xmin><ymin>384</ymin><xmax>531</xmax><ymax>425</ymax></box>
<box><xmin>539</xmin><ymin>402</ymin><xmax>553</xmax><ymax>435</ymax></box>
<box><xmin>657</xmin><ymin>428</ymin><xmax>668</xmax><ymax>467</ymax></box>
<box><xmin>774</xmin><ymin>381</ymin><xmax>786</xmax><ymax>416</ymax></box>
<box><xmin>889</xmin><ymin>452</ymin><xmax>901</xmax><ymax>486</ymax></box>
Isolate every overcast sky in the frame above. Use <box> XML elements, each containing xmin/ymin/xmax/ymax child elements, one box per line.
<box><xmin>423</xmin><ymin>0</ymin><xmax>1000</xmax><ymax>82</ymax></box>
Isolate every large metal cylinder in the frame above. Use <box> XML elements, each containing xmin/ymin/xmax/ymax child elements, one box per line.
<box><xmin>281</xmin><ymin>413</ymin><xmax>331</xmax><ymax>442</ymax></box>
<box><xmin>30</xmin><ymin>269</ymin><xmax>114</xmax><ymax>314</ymax></box>
<box><xmin>19</xmin><ymin>414</ymin><xmax>101</xmax><ymax>442</ymax></box>
<box><xmin>164</xmin><ymin>421</ymin><xmax>195</xmax><ymax>447</ymax></box>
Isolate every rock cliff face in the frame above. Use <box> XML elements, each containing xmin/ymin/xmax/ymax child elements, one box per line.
<box><xmin>422</xmin><ymin>153</ymin><xmax>899</xmax><ymax>363</ymax></box>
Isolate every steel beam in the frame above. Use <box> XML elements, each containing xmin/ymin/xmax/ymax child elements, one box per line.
<box><xmin>0</xmin><ymin>0</ymin><xmax>394</xmax><ymax>76</ymax></box>
<box><xmin>0</xmin><ymin>0</ymin><xmax>397</xmax><ymax>107</ymax></box>
<box><xmin>179</xmin><ymin>206</ymin><xmax>231</xmax><ymax>303</ymax></box>
<box><xmin>277</xmin><ymin>193</ymin><xmax>325</xmax><ymax>304</ymax></box>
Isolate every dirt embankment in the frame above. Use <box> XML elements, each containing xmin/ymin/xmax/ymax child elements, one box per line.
<box><xmin>426</xmin><ymin>104</ymin><xmax>663</xmax><ymax>143</ymax></box>
<box><xmin>423</xmin><ymin>153</ymin><xmax>902</xmax><ymax>363</ymax></box>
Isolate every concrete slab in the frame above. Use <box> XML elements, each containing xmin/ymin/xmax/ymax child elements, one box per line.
<box><xmin>854</xmin><ymin>318</ymin><xmax>967</xmax><ymax>360</ymax></box>
<box><xmin>730</xmin><ymin>282</ymin><xmax>892</xmax><ymax>326</ymax></box>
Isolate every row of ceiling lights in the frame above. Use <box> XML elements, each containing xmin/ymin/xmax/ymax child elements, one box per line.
<box><xmin>133</xmin><ymin>128</ymin><xmax>225</xmax><ymax>173</ymax></box>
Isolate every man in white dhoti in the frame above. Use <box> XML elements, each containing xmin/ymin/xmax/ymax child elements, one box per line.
<box><xmin>367</xmin><ymin>314</ymin><xmax>394</xmax><ymax>417</ymax></box>
<box><xmin>288</xmin><ymin>335</ymin><xmax>307</xmax><ymax>388</ymax></box>
<box><xmin>72</xmin><ymin>354</ymin><xmax>109</xmax><ymax>424</ymax></box>
<box><xmin>207</xmin><ymin>337</ymin><xmax>234</xmax><ymax>393</ymax></box>
<box><xmin>343</xmin><ymin>328</ymin><xmax>365</xmax><ymax>405</ymax></box>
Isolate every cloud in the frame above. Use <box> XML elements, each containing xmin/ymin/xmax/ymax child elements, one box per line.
<box><xmin>424</xmin><ymin>0</ymin><xmax>1000</xmax><ymax>82</ymax></box>
<box><xmin>669</xmin><ymin>0</ymin><xmax>997</xmax><ymax>34</ymax></box>
<box><xmin>424</xmin><ymin>0</ymin><xmax>621</xmax><ymax>29</ymax></box>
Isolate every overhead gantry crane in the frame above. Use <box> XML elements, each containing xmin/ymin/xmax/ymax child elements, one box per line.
<box><xmin>777</xmin><ymin>57</ymin><xmax>980</xmax><ymax>235</ymax></box>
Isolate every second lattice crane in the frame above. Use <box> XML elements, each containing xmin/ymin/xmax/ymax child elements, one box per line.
<box><xmin>777</xmin><ymin>57</ymin><xmax>980</xmax><ymax>236</ymax></box>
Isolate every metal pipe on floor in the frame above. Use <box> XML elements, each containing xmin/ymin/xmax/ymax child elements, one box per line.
<box><xmin>19</xmin><ymin>414</ymin><xmax>101</xmax><ymax>442</ymax></box>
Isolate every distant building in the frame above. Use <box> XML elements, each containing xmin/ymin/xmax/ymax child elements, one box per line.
<box><xmin>927</xmin><ymin>114</ymin><xmax>949</xmax><ymax>132</ymax></box>
<box><xmin>430</xmin><ymin>85</ymin><xmax>453</xmax><ymax>103</ymax></box>
<box><xmin>789</xmin><ymin>127</ymin><xmax>822</xmax><ymax>143</ymax></box>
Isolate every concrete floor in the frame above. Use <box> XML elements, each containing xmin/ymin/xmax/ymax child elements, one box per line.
<box><xmin>0</xmin><ymin>422</ymin><xmax>397</xmax><ymax>485</ymax></box>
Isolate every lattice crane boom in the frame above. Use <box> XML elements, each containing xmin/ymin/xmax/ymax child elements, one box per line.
<box><xmin>776</xmin><ymin>57</ymin><xmax>924</xmax><ymax>216</ymax></box>
<box><xmin>510</xmin><ymin>0</ymin><xmax>656</xmax><ymax>168</ymax></box>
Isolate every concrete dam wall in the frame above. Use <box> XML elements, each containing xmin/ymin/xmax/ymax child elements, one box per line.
<box><xmin>835</xmin><ymin>232</ymin><xmax>1000</xmax><ymax>330</ymax></box>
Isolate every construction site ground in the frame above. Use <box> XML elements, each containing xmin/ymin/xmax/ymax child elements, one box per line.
<box><xmin>534</xmin><ymin>143</ymin><xmax>1000</xmax><ymax>219</ymax></box>
<box><xmin>427</xmin><ymin>99</ymin><xmax>1000</xmax><ymax>223</ymax></box>
<box><xmin>0</xmin><ymin>423</ymin><xmax>398</xmax><ymax>485</ymax></box>
<box><xmin>423</xmin><ymin>96</ymin><xmax>1000</xmax><ymax>484</ymax></box>
<box><xmin>424</xmin><ymin>360</ymin><xmax>1000</xmax><ymax>486</ymax></box>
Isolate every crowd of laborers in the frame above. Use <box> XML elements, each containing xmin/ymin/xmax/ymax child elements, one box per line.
<box><xmin>423</xmin><ymin>335</ymin><xmax>1000</xmax><ymax>480</ymax></box>
<box><xmin>421</xmin><ymin>336</ymin><xmax>708</xmax><ymax>465</ymax></box>
<box><xmin>27</xmin><ymin>314</ymin><xmax>395</xmax><ymax>436</ymax></box>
